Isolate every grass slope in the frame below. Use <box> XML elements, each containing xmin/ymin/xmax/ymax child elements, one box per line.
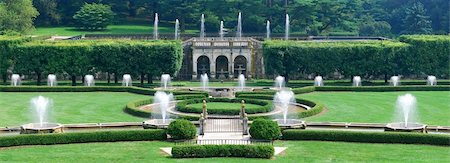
<box><xmin>0</xmin><ymin>92</ymin><xmax>149</xmax><ymax>126</ymax></box>
<box><xmin>297</xmin><ymin>91</ymin><xmax>450</xmax><ymax>125</ymax></box>
<box><xmin>0</xmin><ymin>141</ymin><xmax>447</xmax><ymax>162</ymax></box>
<box><xmin>33</xmin><ymin>25</ymin><xmax>198</xmax><ymax>36</ymax></box>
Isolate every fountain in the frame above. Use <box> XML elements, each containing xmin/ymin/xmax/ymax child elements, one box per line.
<box><xmin>47</xmin><ymin>74</ymin><xmax>57</xmax><ymax>87</ymax></box>
<box><xmin>266</xmin><ymin>20</ymin><xmax>270</xmax><ymax>39</ymax></box>
<box><xmin>236</xmin><ymin>12</ymin><xmax>242</xmax><ymax>38</ymax></box>
<box><xmin>219</xmin><ymin>21</ymin><xmax>224</xmax><ymax>39</ymax></box>
<box><xmin>285</xmin><ymin>14</ymin><xmax>290</xmax><ymax>40</ymax></box>
<box><xmin>314</xmin><ymin>76</ymin><xmax>323</xmax><ymax>86</ymax></box>
<box><xmin>427</xmin><ymin>76</ymin><xmax>437</xmax><ymax>86</ymax></box>
<box><xmin>122</xmin><ymin>74</ymin><xmax>132</xmax><ymax>86</ymax></box>
<box><xmin>84</xmin><ymin>75</ymin><xmax>95</xmax><ymax>86</ymax></box>
<box><xmin>353</xmin><ymin>76</ymin><xmax>362</xmax><ymax>87</ymax></box>
<box><xmin>385</xmin><ymin>94</ymin><xmax>426</xmax><ymax>132</ymax></box>
<box><xmin>274</xmin><ymin>76</ymin><xmax>285</xmax><ymax>90</ymax></box>
<box><xmin>161</xmin><ymin>74</ymin><xmax>171</xmax><ymax>90</ymax></box>
<box><xmin>143</xmin><ymin>91</ymin><xmax>175</xmax><ymax>129</ymax></box>
<box><xmin>238</xmin><ymin>74</ymin><xmax>245</xmax><ymax>91</ymax></box>
<box><xmin>153</xmin><ymin>13</ymin><xmax>159</xmax><ymax>40</ymax></box>
<box><xmin>272</xmin><ymin>90</ymin><xmax>305</xmax><ymax>128</ymax></box>
<box><xmin>390</xmin><ymin>76</ymin><xmax>400</xmax><ymax>86</ymax></box>
<box><xmin>174</xmin><ymin>19</ymin><xmax>180</xmax><ymax>40</ymax></box>
<box><xmin>11</xmin><ymin>74</ymin><xmax>21</xmax><ymax>86</ymax></box>
<box><xmin>200</xmin><ymin>14</ymin><xmax>205</xmax><ymax>38</ymax></box>
<box><xmin>20</xmin><ymin>96</ymin><xmax>63</xmax><ymax>134</ymax></box>
<box><xmin>200</xmin><ymin>73</ymin><xmax>209</xmax><ymax>91</ymax></box>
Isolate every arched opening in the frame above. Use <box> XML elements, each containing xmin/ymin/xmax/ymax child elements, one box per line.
<box><xmin>197</xmin><ymin>55</ymin><xmax>210</xmax><ymax>79</ymax></box>
<box><xmin>234</xmin><ymin>55</ymin><xmax>247</xmax><ymax>77</ymax></box>
<box><xmin>215</xmin><ymin>56</ymin><xmax>229</xmax><ymax>79</ymax></box>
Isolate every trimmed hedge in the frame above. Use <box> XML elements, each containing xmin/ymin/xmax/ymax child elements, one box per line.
<box><xmin>0</xmin><ymin>129</ymin><xmax>167</xmax><ymax>148</ymax></box>
<box><xmin>176</xmin><ymin>98</ymin><xmax>272</xmax><ymax>115</ymax></box>
<box><xmin>296</xmin><ymin>98</ymin><xmax>325</xmax><ymax>118</ymax></box>
<box><xmin>167</xmin><ymin>119</ymin><xmax>197</xmax><ymax>140</ymax></box>
<box><xmin>124</xmin><ymin>98</ymin><xmax>153</xmax><ymax>118</ymax></box>
<box><xmin>172</xmin><ymin>145</ymin><xmax>274</xmax><ymax>158</ymax></box>
<box><xmin>314</xmin><ymin>85</ymin><xmax>450</xmax><ymax>92</ymax></box>
<box><xmin>250</xmin><ymin>119</ymin><xmax>281</xmax><ymax>140</ymax></box>
<box><xmin>282</xmin><ymin>130</ymin><xmax>450</xmax><ymax>146</ymax></box>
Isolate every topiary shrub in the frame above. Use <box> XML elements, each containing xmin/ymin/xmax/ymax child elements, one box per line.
<box><xmin>250</xmin><ymin>119</ymin><xmax>281</xmax><ymax>140</ymax></box>
<box><xmin>167</xmin><ymin>119</ymin><xmax>196</xmax><ymax>140</ymax></box>
<box><xmin>172</xmin><ymin>145</ymin><xmax>274</xmax><ymax>158</ymax></box>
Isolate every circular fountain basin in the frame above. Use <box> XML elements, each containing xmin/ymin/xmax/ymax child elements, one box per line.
<box><xmin>385</xmin><ymin>122</ymin><xmax>427</xmax><ymax>133</ymax></box>
<box><xmin>143</xmin><ymin>119</ymin><xmax>174</xmax><ymax>129</ymax></box>
<box><xmin>274</xmin><ymin>119</ymin><xmax>306</xmax><ymax>129</ymax></box>
<box><xmin>20</xmin><ymin>123</ymin><xmax>64</xmax><ymax>134</ymax></box>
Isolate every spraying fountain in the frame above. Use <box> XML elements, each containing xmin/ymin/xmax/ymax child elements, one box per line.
<box><xmin>122</xmin><ymin>74</ymin><xmax>132</xmax><ymax>86</ymax></box>
<box><xmin>200</xmin><ymin>14</ymin><xmax>205</xmax><ymax>38</ymax></box>
<box><xmin>353</xmin><ymin>76</ymin><xmax>362</xmax><ymax>87</ymax></box>
<box><xmin>153</xmin><ymin>13</ymin><xmax>159</xmax><ymax>40</ymax></box>
<box><xmin>266</xmin><ymin>20</ymin><xmax>271</xmax><ymax>39</ymax></box>
<box><xmin>237</xmin><ymin>74</ymin><xmax>246</xmax><ymax>91</ymax></box>
<box><xmin>11</xmin><ymin>74</ymin><xmax>21</xmax><ymax>86</ymax></box>
<box><xmin>285</xmin><ymin>14</ymin><xmax>290</xmax><ymax>40</ymax></box>
<box><xmin>274</xmin><ymin>76</ymin><xmax>286</xmax><ymax>90</ymax></box>
<box><xmin>427</xmin><ymin>76</ymin><xmax>437</xmax><ymax>86</ymax></box>
<box><xmin>219</xmin><ymin>21</ymin><xmax>224</xmax><ymax>39</ymax></box>
<box><xmin>236</xmin><ymin>12</ymin><xmax>242</xmax><ymax>38</ymax></box>
<box><xmin>21</xmin><ymin>96</ymin><xmax>63</xmax><ymax>134</ymax></box>
<box><xmin>161</xmin><ymin>74</ymin><xmax>171</xmax><ymax>90</ymax></box>
<box><xmin>390</xmin><ymin>76</ymin><xmax>400</xmax><ymax>86</ymax></box>
<box><xmin>47</xmin><ymin>74</ymin><xmax>57</xmax><ymax>87</ymax></box>
<box><xmin>200</xmin><ymin>73</ymin><xmax>209</xmax><ymax>91</ymax></box>
<box><xmin>314</xmin><ymin>76</ymin><xmax>323</xmax><ymax>86</ymax></box>
<box><xmin>175</xmin><ymin>19</ymin><xmax>180</xmax><ymax>40</ymax></box>
<box><xmin>385</xmin><ymin>94</ymin><xmax>426</xmax><ymax>132</ymax></box>
<box><xmin>143</xmin><ymin>91</ymin><xmax>175</xmax><ymax>129</ymax></box>
<box><xmin>273</xmin><ymin>90</ymin><xmax>306</xmax><ymax>128</ymax></box>
<box><xmin>84</xmin><ymin>75</ymin><xmax>95</xmax><ymax>86</ymax></box>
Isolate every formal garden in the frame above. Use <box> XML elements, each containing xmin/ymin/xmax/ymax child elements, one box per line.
<box><xmin>0</xmin><ymin>0</ymin><xmax>449</xmax><ymax>162</ymax></box>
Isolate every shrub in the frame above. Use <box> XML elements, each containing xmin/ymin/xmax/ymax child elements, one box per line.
<box><xmin>172</xmin><ymin>145</ymin><xmax>274</xmax><ymax>158</ymax></box>
<box><xmin>167</xmin><ymin>119</ymin><xmax>196</xmax><ymax>140</ymax></box>
<box><xmin>176</xmin><ymin>98</ymin><xmax>272</xmax><ymax>115</ymax></box>
<box><xmin>73</xmin><ymin>3</ymin><xmax>115</xmax><ymax>30</ymax></box>
<box><xmin>250</xmin><ymin>119</ymin><xmax>281</xmax><ymax>140</ymax></box>
<box><xmin>282</xmin><ymin>130</ymin><xmax>450</xmax><ymax>146</ymax></box>
<box><xmin>0</xmin><ymin>129</ymin><xmax>167</xmax><ymax>147</ymax></box>
<box><xmin>314</xmin><ymin>86</ymin><xmax>450</xmax><ymax>92</ymax></box>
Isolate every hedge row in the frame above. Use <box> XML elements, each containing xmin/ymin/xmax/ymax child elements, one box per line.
<box><xmin>0</xmin><ymin>129</ymin><xmax>167</xmax><ymax>148</ymax></box>
<box><xmin>296</xmin><ymin>98</ymin><xmax>325</xmax><ymax>118</ymax></box>
<box><xmin>172</xmin><ymin>145</ymin><xmax>274</xmax><ymax>158</ymax></box>
<box><xmin>176</xmin><ymin>98</ymin><xmax>272</xmax><ymax>115</ymax></box>
<box><xmin>282</xmin><ymin>130</ymin><xmax>450</xmax><ymax>146</ymax></box>
<box><xmin>314</xmin><ymin>85</ymin><xmax>450</xmax><ymax>92</ymax></box>
<box><xmin>0</xmin><ymin>36</ymin><xmax>31</xmax><ymax>83</ymax></box>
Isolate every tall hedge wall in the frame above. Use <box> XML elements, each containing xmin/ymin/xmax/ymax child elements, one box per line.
<box><xmin>0</xmin><ymin>36</ymin><xmax>31</xmax><ymax>83</ymax></box>
<box><xmin>9</xmin><ymin>39</ymin><xmax>183</xmax><ymax>85</ymax></box>
<box><xmin>398</xmin><ymin>35</ymin><xmax>450</xmax><ymax>78</ymax></box>
<box><xmin>264</xmin><ymin>35</ymin><xmax>450</xmax><ymax>81</ymax></box>
<box><xmin>263</xmin><ymin>40</ymin><xmax>409</xmax><ymax>81</ymax></box>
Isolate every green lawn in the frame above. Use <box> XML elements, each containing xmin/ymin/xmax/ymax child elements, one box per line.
<box><xmin>189</xmin><ymin>102</ymin><xmax>261</xmax><ymax>111</ymax></box>
<box><xmin>0</xmin><ymin>141</ymin><xmax>447</xmax><ymax>162</ymax></box>
<box><xmin>297</xmin><ymin>91</ymin><xmax>450</xmax><ymax>125</ymax></box>
<box><xmin>0</xmin><ymin>92</ymin><xmax>149</xmax><ymax>126</ymax></box>
<box><xmin>32</xmin><ymin>25</ymin><xmax>198</xmax><ymax>36</ymax></box>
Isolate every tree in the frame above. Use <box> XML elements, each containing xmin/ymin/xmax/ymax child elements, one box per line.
<box><xmin>401</xmin><ymin>2</ymin><xmax>432</xmax><ymax>34</ymax></box>
<box><xmin>73</xmin><ymin>3</ymin><xmax>115</xmax><ymax>30</ymax></box>
<box><xmin>33</xmin><ymin>0</ymin><xmax>61</xmax><ymax>26</ymax></box>
<box><xmin>359</xmin><ymin>17</ymin><xmax>391</xmax><ymax>36</ymax></box>
<box><xmin>0</xmin><ymin>0</ymin><xmax>39</xmax><ymax>34</ymax></box>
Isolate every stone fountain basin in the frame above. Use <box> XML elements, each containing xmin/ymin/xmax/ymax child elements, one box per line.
<box><xmin>385</xmin><ymin>122</ymin><xmax>427</xmax><ymax>133</ymax></box>
<box><xmin>274</xmin><ymin>119</ymin><xmax>306</xmax><ymax>129</ymax></box>
<box><xmin>20</xmin><ymin>123</ymin><xmax>64</xmax><ymax>134</ymax></box>
<box><xmin>143</xmin><ymin>119</ymin><xmax>174</xmax><ymax>129</ymax></box>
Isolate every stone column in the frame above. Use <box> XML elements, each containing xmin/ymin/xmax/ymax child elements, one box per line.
<box><xmin>192</xmin><ymin>54</ymin><xmax>198</xmax><ymax>79</ymax></box>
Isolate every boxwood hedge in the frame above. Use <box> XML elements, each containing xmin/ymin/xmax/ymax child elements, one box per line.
<box><xmin>0</xmin><ymin>129</ymin><xmax>167</xmax><ymax>148</ymax></box>
<box><xmin>176</xmin><ymin>98</ymin><xmax>272</xmax><ymax>115</ymax></box>
<box><xmin>172</xmin><ymin>145</ymin><xmax>274</xmax><ymax>158</ymax></box>
<box><xmin>282</xmin><ymin>130</ymin><xmax>450</xmax><ymax>146</ymax></box>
